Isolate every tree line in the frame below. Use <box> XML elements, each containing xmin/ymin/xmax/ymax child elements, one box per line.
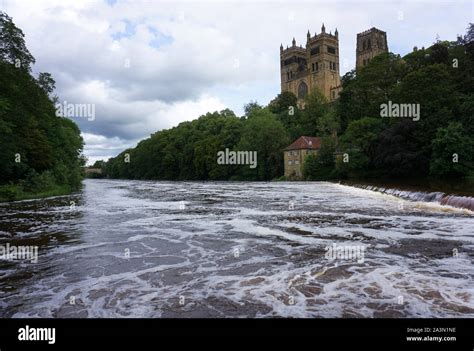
<box><xmin>0</xmin><ymin>11</ymin><xmax>84</xmax><ymax>201</ymax></box>
<box><xmin>106</xmin><ymin>24</ymin><xmax>473</xmax><ymax>183</ymax></box>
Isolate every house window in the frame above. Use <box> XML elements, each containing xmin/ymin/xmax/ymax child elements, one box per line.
<box><xmin>288</xmin><ymin>160</ymin><xmax>293</xmax><ymax>165</ymax></box>
<box><xmin>295</xmin><ymin>160</ymin><xmax>299</xmax><ymax>165</ymax></box>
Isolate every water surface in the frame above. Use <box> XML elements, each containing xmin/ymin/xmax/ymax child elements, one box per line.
<box><xmin>0</xmin><ymin>179</ymin><xmax>473</xmax><ymax>317</ymax></box>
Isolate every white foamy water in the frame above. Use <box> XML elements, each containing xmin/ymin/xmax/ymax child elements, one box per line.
<box><xmin>0</xmin><ymin>179</ymin><xmax>473</xmax><ymax>317</ymax></box>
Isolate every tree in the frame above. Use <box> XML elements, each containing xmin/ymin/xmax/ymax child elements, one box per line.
<box><xmin>268</xmin><ymin>91</ymin><xmax>297</xmax><ymax>114</ymax></box>
<box><xmin>338</xmin><ymin>53</ymin><xmax>406</xmax><ymax>131</ymax></box>
<box><xmin>38</xmin><ymin>72</ymin><xmax>56</xmax><ymax>95</ymax></box>
<box><xmin>0</xmin><ymin>12</ymin><xmax>84</xmax><ymax>200</ymax></box>
<box><xmin>299</xmin><ymin>88</ymin><xmax>328</xmax><ymax>136</ymax></box>
<box><xmin>237</xmin><ymin>108</ymin><xmax>288</xmax><ymax>180</ymax></box>
<box><xmin>373</xmin><ymin>119</ymin><xmax>428</xmax><ymax>178</ymax></box>
<box><xmin>302</xmin><ymin>138</ymin><xmax>336</xmax><ymax>180</ymax></box>
<box><xmin>338</xmin><ymin>117</ymin><xmax>384</xmax><ymax>177</ymax></box>
<box><xmin>0</xmin><ymin>11</ymin><xmax>35</xmax><ymax>70</ymax></box>
<box><xmin>243</xmin><ymin>101</ymin><xmax>262</xmax><ymax>117</ymax></box>
<box><xmin>430</xmin><ymin>122</ymin><xmax>473</xmax><ymax>178</ymax></box>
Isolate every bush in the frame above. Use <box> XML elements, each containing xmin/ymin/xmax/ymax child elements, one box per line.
<box><xmin>0</xmin><ymin>184</ymin><xmax>19</xmax><ymax>201</ymax></box>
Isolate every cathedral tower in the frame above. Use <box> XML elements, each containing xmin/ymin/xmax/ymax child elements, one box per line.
<box><xmin>356</xmin><ymin>27</ymin><xmax>388</xmax><ymax>68</ymax></box>
<box><xmin>280</xmin><ymin>24</ymin><xmax>341</xmax><ymax>104</ymax></box>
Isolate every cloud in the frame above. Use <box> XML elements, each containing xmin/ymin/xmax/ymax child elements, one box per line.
<box><xmin>2</xmin><ymin>0</ymin><xmax>471</xmax><ymax>164</ymax></box>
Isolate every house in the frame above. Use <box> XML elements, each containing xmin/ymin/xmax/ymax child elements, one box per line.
<box><xmin>283</xmin><ymin>136</ymin><xmax>321</xmax><ymax>179</ymax></box>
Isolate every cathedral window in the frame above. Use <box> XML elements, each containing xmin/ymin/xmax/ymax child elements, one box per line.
<box><xmin>327</xmin><ymin>46</ymin><xmax>336</xmax><ymax>54</ymax></box>
<box><xmin>297</xmin><ymin>81</ymin><xmax>308</xmax><ymax>99</ymax></box>
<box><xmin>310</xmin><ymin>46</ymin><xmax>320</xmax><ymax>56</ymax></box>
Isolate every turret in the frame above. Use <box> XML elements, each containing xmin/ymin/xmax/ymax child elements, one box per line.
<box><xmin>321</xmin><ymin>23</ymin><xmax>325</xmax><ymax>33</ymax></box>
<box><xmin>292</xmin><ymin>37</ymin><xmax>296</xmax><ymax>46</ymax></box>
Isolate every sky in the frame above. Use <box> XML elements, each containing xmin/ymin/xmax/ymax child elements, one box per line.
<box><xmin>1</xmin><ymin>0</ymin><xmax>472</xmax><ymax>164</ymax></box>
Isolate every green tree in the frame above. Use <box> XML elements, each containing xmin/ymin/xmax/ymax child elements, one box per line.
<box><xmin>0</xmin><ymin>11</ymin><xmax>35</xmax><ymax>70</ymax></box>
<box><xmin>0</xmin><ymin>12</ymin><xmax>84</xmax><ymax>200</ymax></box>
<box><xmin>338</xmin><ymin>117</ymin><xmax>384</xmax><ymax>177</ymax></box>
<box><xmin>237</xmin><ymin>108</ymin><xmax>288</xmax><ymax>180</ymax></box>
<box><xmin>303</xmin><ymin>138</ymin><xmax>336</xmax><ymax>180</ymax></box>
<box><xmin>430</xmin><ymin>122</ymin><xmax>473</xmax><ymax>178</ymax></box>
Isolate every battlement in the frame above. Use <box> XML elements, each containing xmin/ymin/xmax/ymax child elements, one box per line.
<box><xmin>280</xmin><ymin>44</ymin><xmax>306</xmax><ymax>55</ymax></box>
<box><xmin>356</xmin><ymin>27</ymin><xmax>388</xmax><ymax>67</ymax></box>
<box><xmin>280</xmin><ymin>23</ymin><xmax>338</xmax><ymax>54</ymax></box>
<box><xmin>279</xmin><ymin>24</ymin><xmax>388</xmax><ymax>101</ymax></box>
<box><xmin>357</xmin><ymin>27</ymin><xmax>386</xmax><ymax>38</ymax></box>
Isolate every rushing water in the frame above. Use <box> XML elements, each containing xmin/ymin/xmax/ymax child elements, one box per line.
<box><xmin>0</xmin><ymin>179</ymin><xmax>473</xmax><ymax>318</ymax></box>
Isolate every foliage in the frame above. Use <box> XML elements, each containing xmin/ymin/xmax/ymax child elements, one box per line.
<box><xmin>0</xmin><ymin>12</ymin><xmax>84</xmax><ymax>201</ymax></box>
<box><xmin>104</xmin><ymin>24</ymin><xmax>473</xmax><ymax>183</ymax></box>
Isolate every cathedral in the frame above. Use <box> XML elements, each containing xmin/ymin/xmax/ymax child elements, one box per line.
<box><xmin>280</xmin><ymin>25</ymin><xmax>388</xmax><ymax>104</ymax></box>
<box><xmin>281</xmin><ymin>25</ymin><xmax>389</xmax><ymax>179</ymax></box>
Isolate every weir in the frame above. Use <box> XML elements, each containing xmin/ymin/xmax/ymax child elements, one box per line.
<box><xmin>346</xmin><ymin>184</ymin><xmax>474</xmax><ymax>212</ymax></box>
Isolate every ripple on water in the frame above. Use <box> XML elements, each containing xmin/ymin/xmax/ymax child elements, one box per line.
<box><xmin>0</xmin><ymin>179</ymin><xmax>473</xmax><ymax>318</ymax></box>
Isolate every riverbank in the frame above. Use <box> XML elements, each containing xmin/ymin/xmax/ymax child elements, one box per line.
<box><xmin>0</xmin><ymin>184</ymin><xmax>74</xmax><ymax>203</ymax></box>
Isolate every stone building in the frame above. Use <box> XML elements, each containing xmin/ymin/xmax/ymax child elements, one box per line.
<box><xmin>280</xmin><ymin>26</ymin><xmax>389</xmax><ymax>180</ymax></box>
<box><xmin>280</xmin><ymin>24</ymin><xmax>342</xmax><ymax>105</ymax></box>
<box><xmin>283</xmin><ymin>136</ymin><xmax>321</xmax><ymax>179</ymax></box>
<box><xmin>356</xmin><ymin>27</ymin><xmax>388</xmax><ymax>68</ymax></box>
<box><xmin>280</xmin><ymin>25</ymin><xmax>388</xmax><ymax>105</ymax></box>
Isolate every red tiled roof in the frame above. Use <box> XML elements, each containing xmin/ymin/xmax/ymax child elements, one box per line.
<box><xmin>284</xmin><ymin>136</ymin><xmax>321</xmax><ymax>151</ymax></box>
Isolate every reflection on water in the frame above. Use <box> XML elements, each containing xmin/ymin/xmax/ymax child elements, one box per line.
<box><xmin>0</xmin><ymin>179</ymin><xmax>473</xmax><ymax>317</ymax></box>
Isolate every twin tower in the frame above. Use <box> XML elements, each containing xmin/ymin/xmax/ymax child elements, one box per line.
<box><xmin>280</xmin><ymin>25</ymin><xmax>388</xmax><ymax>103</ymax></box>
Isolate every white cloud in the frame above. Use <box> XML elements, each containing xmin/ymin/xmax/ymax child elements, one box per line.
<box><xmin>2</xmin><ymin>0</ymin><xmax>471</xmax><ymax>164</ymax></box>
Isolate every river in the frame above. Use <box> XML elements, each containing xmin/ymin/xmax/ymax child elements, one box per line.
<box><xmin>0</xmin><ymin>179</ymin><xmax>473</xmax><ymax>317</ymax></box>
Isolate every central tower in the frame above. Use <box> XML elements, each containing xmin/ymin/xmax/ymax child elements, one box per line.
<box><xmin>356</xmin><ymin>27</ymin><xmax>388</xmax><ymax>68</ymax></box>
<box><xmin>280</xmin><ymin>24</ymin><xmax>341</xmax><ymax>104</ymax></box>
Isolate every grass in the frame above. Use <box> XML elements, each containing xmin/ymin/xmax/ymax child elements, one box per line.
<box><xmin>0</xmin><ymin>184</ymin><xmax>73</xmax><ymax>203</ymax></box>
